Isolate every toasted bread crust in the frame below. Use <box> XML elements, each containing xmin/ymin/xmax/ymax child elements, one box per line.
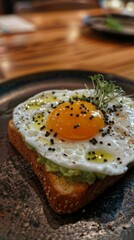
<box><xmin>8</xmin><ymin>120</ymin><xmax>123</xmax><ymax>214</ymax></box>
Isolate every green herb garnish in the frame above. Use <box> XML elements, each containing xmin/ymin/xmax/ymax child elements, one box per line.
<box><xmin>89</xmin><ymin>74</ymin><xmax>124</xmax><ymax>110</ymax></box>
<box><xmin>104</xmin><ymin>16</ymin><xmax>123</xmax><ymax>32</ymax></box>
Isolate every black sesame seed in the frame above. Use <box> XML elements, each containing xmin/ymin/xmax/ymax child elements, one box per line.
<box><xmin>91</xmin><ymin>156</ymin><xmax>96</xmax><ymax>160</ymax></box>
<box><xmin>89</xmin><ymin>115</ymin><xmax>94</xmax><ymax>120</ymax></box>
<box><xmin>40</xmin><ymin>126</ymin><xmax>45</xmax><ymax>130</ymax></box>
<box><xmin>90</xmin><ymin>138</ymin><xmax>98</xmax><ymax>145</ymax></box>
<box><xmin>50</xmin><ymin>139</ymin><xmax>54</xmax><ymax>145</ymax></box>
<box><xmin>73</xmin><ymin>124</ymin><xmax>80</xmax><ymax>129</ymax></box>
<box><xmin>69</xmin><ymin>99</ymin><xmax>74</xmax><ymax>105</ymax></box>
<box><xmin>81</xmin><ymin>111</ymin><xmax>87</xmax><ymax>114</ymax></box>
<box><xmin>45</xmin><ymin>131</ymin><xmax>50</xmax><ymax>137</ymax></box>
<box><xmin>63</xmin><ymin>153</ymin><xmax>68</xmax><ymax>157</ymax></box>
<box><xmin>51</xmin><ymin>103</ymin><xmax>54</xmax><ymax>108</ymax></box>
<box><xmin>104</xmin><ymin>159</ymin><xmax>107</xmax><ymax>162</ymax></box>
<box><xmin>102</xmin><ymin>132</ymin><xmax>107</xmax><ymax>137</ymax></box>
<box><xmin>81</xmin><ymin>103</ymin><xmax>85</xmax><ymax>107</ymax></box>
<box><xmin>48</xmin><ymin>147</ymin><xmax>55</xmax><ymax>151</ymax></box>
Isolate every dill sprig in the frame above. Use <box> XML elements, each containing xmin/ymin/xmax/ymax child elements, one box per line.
<box><xmin>89</xmin><ymin>74</ymin><xmax>124</xmax><ymax>110</ymax></box>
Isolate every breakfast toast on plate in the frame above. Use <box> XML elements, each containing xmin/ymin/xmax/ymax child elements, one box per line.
<box><xmin>8</xmin><ymin>75</ymin><xmax>134</xmax><ymax>214</ymax></box>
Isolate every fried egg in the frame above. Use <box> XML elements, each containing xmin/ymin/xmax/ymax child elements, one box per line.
<box><xmin>13</xmin><ymin>89</ymin><xmax>134</xmax><ymax>176</ymax></box>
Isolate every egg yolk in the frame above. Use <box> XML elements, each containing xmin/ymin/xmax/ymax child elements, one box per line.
<box><xmin>46</xmin><ymin>100</ymin><xmax>105</xmax><ymax>140</ymax></box>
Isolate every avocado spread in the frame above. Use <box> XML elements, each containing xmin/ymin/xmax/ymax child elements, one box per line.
<box><xmin>25</xmin><ymin>140</ymin><xmax>106</xmax><ymax>184</ymax></box>
<box><xmin>37</xmin><ymin>155</ymin><xmax>106</xmax><ymax>184</ymax></box>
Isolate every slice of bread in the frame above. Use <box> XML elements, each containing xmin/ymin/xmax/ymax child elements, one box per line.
<box><xmin>8</xmin><ymin>120</ymin><xmax>123</xmax><ymax>214</ymax></box>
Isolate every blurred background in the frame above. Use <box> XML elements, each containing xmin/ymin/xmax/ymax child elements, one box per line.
<box><xmin>0</xmin><ymin>0</ymin><xmax>134</xmax><ymax>82</ymax></box>
<box><xmin>0</xmin><ymin>0</ymin><xmax>134</xmax><ymax>15</ymax></box>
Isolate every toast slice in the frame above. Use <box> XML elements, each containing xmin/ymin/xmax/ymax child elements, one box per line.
<box><xmin>8</xmin><ymin>120</ymin><xmax>123</xmax><ymax>214</ymax></box>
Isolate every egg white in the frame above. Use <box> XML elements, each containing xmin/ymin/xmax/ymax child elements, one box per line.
<box><xmin>13</xmin><ymin>89</ymin><xmax>134</xmax><ymax>176</ymax></box>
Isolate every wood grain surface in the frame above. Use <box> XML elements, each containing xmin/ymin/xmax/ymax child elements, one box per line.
<box><xmin>0</xmin><ymin>8</ymin><xmax>134</xmax><ymax>83</ymax></box>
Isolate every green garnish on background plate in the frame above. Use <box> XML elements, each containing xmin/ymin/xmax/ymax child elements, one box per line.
<box><xmin>104</xmin><ymin>16</ymin><xmax>124</xmax><ymax>32</ymax></box>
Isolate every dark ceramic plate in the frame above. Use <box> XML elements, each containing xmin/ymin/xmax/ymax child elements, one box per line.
<box><xmin>83</xmin><ymin>13</ymin><xmax>134</xmax><ymax>38</ymax></box>
<box><xmin>0</xmin><ymin>70</ymin><xmax>134</xmax><ymax>240</ymax></box>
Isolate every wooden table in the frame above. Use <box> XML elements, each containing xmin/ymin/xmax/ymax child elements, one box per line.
<box><xmin>0</xmin><ymin>8</ymin><xmax>134</xmax><ymax>83</ymax></box>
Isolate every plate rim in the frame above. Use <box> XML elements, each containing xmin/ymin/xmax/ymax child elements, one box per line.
<box><xmin>0</xmin><ymin>69</ymin><xmax>134</xmax><ymax>96</ymax></box>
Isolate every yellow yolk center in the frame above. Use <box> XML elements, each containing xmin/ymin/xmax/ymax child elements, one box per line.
<box><xmin>46</xmin><ymin>100</ymin><xmax>105</xmax><ymax>140</ymax></box>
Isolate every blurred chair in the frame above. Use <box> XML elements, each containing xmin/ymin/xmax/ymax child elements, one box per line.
<box><xmin>14</xmin><ymin>0</ymin><xmax>100</xmax><ymax>13</ymax></box>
